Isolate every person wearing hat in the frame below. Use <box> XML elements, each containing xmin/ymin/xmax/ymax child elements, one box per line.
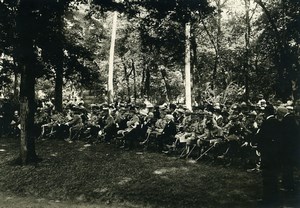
<box><xmin>240</xmin><ymin>111</ymin><xmax>259</xmax><ymax>169</ymax></box>
<box><xmin>242</xmin><ymin>111</ymin><xmax>258</xmax><ymax>144</ymax></box>
<box><xmin>257</xmin><ymin>94</ymin><xmax>264</xmax><ymax>105</ymax></box>
<box><xmin>66</xmin><ymin>108</ymin><xmax>84</xmax><ymax>141</ymax></box>
<box><xmin>181</xmin><ymin>110</ymin><xmax>192</xmax><ymax>129</ymax></box>
<box><xmin>119</xmin><ymin>107</ymin><xmax>140</xmax><ymax>150</ymax></box>
<box><xmin>102</xmin><ymin>108</ymin><xmax>117</xmax><ymax>143</ymax></box>
<box><xmin>256</xmin><ymin>104</ymin><xmax>281</xmax><ymax>206</ymax></box>
<box><xmin>217</xmin><ymin>113</ymin><xmax>243</xmax><ymax>161</ymax></box>
<box><xmin>213</xmin><ymin>106</ymin><xmax>223</xmax><ymax>128</ymax></box>
<box><xmin>277</xmin><ymin>105</ymin><xmax>299</xmax><ymax>193</ymax></box>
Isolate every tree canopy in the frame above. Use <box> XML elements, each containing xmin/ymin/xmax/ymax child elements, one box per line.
<box><xmin>0</xmin><ymin>0</ymin><xmax>299</xmax><ymax>163</ymax></box>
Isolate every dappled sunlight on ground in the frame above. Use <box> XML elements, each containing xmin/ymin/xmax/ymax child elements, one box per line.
<box><xmin>0</xmin><ymin>138</ymin><xmax>299</xmax><ymax>208</ymax></box>
<box><xmin>153</xmin><ymin>167</ymin><xmax>189</xmax><ymax>175</ymax></box>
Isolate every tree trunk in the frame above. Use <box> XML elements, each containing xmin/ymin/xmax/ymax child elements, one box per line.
<box><xmin>185</xmin><ymin>22</ymin><xmax>192</xmax><ymax>111</ymax></box>
<box><xmin>140</xmin><ymin>64</ymin><xmax>145</xmax><ymax>97</ymax></box>
<box><xmin>294</xmin><ymin>44</ymin><xmax>300</xmax><ymax>100</ymax></box>
<box><xmin>123</xmin><ymin>62</ymin><xmax>131</xmax><ymax>102</ymax></box>
<box><xmin>13</xmin><ymin>66</ymin><xmax>19</xmax><ymax>103</ymax></box>
<box><xmin>200</xmin><ymin>15</ymin><xmax>219</xmax><ymax>89</ymax></box>
<box><xmin>132</xmin><ymin>59</ymin><xmax>137</xmax><ymax>103</ymax></box>
<box><xmin>244</xmin><ymin>0</ymin><xmax>251</xmax><ymax>102</ymax></box>
<box><xmin>108</xmin><ymin>11</ymin><xmax>118</xmax><ymax>104</ymax></box>
<box><xmin>19</xmin><ymin>66</ymin><xmax>37</xmax><ymax>164</ymax></box>
<box><xmin>212</xmin><ymin>0</ymin><xmax>222</xmax><ymax>89</ymax></box>
<box><xmin>160</xmin><ymin>67</ymin><xmax>171</xmax><ymax>102</ymax></box>
<box><xmin>54</xmin><ymin>62</ymin><xmax>63</xmax><ymax>112</ymax></box>
<box><xmin>190</xmin><ymin>25</ymin><xmax>198</xmax><ymax>87</ymax></box>
<box><xmin>53</xmin><ymin>13</ymin><xmax>64</xmax><ymax>112</ymax></box>
<box><xmin>16</xmin><ymin>0</ymin><xmax>38</xmax><ymax>165</ymax></box>
<box><xmin>145</xmin><ymin>65</ymin><xmax>150</xmax><ymax>97</ymax></box>
<box><xmin>19</xmin><ymin>97</ymin><xmax>28</xmax><ymax>164</ymax></box>
<box><xmin>255</xmin><ymin>0</ymin><xmax>292</xmax><ymax>101</ymax></box>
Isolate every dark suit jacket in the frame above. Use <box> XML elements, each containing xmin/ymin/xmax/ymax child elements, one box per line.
<box><xmin>162</xmin><ymin>121</ymin><xmax>177</xmax><ymax>137</ymax></box>
<box><xmin>256</xmin><ymin>115</ymin><xmax>281</xmax><ymax>168</ymax></box>
<box><xmin>280</xmin><ymin>113</ymin><xmax>299</xmax><ymax>164</ymax></box>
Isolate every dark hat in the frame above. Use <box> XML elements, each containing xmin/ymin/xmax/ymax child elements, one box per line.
<box><xmin>169</xmin><ymin>103</ymin><xmax>177</xmax><ymax>110</ymax></box>
<box><xmin>264</xmin><ymin>104</ymin><xmax>275</xmax><ymax>115</ymax></box>
<box><xmin>248</xmin><ymin>111</ymin><xmax>257</xmax><ymax>116</ymax></box>
<box><xmin>129</xmin><ymin>106</ymin><xmax>136</xmax><ymax>111</ymax></box>
<box><xmin>258</xmin><ymin>94</ymin><xmax>264</xmax><ymax>99</ymax></box>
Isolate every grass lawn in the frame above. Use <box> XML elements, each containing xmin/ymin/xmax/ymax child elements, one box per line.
<box><xmin>0</xmin><ymin>138</ymin><xmax>299</xmax><ymax>208</ymax></box>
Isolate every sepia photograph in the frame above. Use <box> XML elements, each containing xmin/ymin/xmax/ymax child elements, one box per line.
<box><xmin>0</xmin><ymin>0</ymin><xmax>299</xmax><ymax>207</ymax></box>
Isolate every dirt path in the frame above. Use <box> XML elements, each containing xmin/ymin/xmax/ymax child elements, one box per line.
<box><xmin>0</xmin><ymin>192</ymin><xmax>139</xmax><ymax>208</ymax></box>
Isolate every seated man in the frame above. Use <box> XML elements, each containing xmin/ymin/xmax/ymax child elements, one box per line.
<box><xmin>157</xmin><ymin>114</ymin><xmax>177</xmax><ymax>151</ymax></box>
<box><xmin>102</xmin><ymin>108</ymin><xmax>117</xmax><ymax>143</ymax></box>
<box><xmin>66</xmin><ymin>109</ymin><xmax>84</xmax><ymax>141</ymax></box>
<box><xmin>176</xmin><ymin>113</ymin><xmax>205</xmax><ymax>157</ymax></box>
<box><xmin>39</xmin><ymin>111</ymin><xmax>65</xmax><ymax>139</ymax></box>
<box><xmin>217</xmin><ymin>114</ymin><xmax>243</xmax><ymax>159</ymax></box>
<box><xmin>10</xmin><ymin>110</ymin><xmax>20</xmax><ymax>137</ymax></box>
<box><xmin>139</xmin><ymin>112</ymin><xmax>161</xmax><ymax>150</ymax></box>
<box><xmin>83</xmin><ymin>111</ymin><xmax>101</xmax><ymax>142</ymax></box>
<box><xmin>119</xmin><ymin>107</ymin><xmax>141</xmax><ymax>149</ymax></box>
<box><xmin>141</xmin><ymin>110</ymin><xmax>167</xmax><ymax>147</ymax></box>
<box><xmin>196</xmin><ymin>114</ymin><xmax>224</xmax><ymax>159</ymax></box>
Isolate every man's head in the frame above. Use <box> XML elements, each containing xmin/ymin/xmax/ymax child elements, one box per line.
<box><xmin>276</xmin><ymin>106</ymin><xmax>288</xmax><ymax>120</ymax></box>
<box><xmin>247</xmin><ymin>111</ymin><xmax>257</xmax><ymax>121</ymax></box>
<box><xmin>264</xmin><ymin>104</ymin><xmax>275</xmax><ymax>117</ymax></box>
<box><xmin>165</xmin><ymin>114</ymin><xmax>174</xmax><ymax>122</ymax></box>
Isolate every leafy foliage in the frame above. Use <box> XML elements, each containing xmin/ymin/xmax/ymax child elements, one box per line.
<box><xmin>201</xmin><ymin>81</ymin><xmax>245</xmax><ymax>105</ymax></box>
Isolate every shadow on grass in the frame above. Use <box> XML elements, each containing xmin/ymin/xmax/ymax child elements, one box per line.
<box><xmin>0</xmin><ymin>137</ymin><xmax>299</xmax><ymax>208</ymax></box>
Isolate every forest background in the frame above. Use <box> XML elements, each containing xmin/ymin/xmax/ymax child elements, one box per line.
<box><xmin>0</xmin><ymin>0</ymin><xmax>299</xmax><ymax>164</ymax></box>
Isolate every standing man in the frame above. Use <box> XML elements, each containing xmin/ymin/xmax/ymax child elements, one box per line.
<box><xmin>277</xmin><ymin>106</ymin><xmax>299</xmax><ymax>193</ymax></box>
<box><xmin>256</xmin><ymin>104</ymin><xmax>281</xmax><ymax>207</ymax></box>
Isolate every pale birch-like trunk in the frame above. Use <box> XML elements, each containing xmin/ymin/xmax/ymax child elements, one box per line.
<box><xmin>185</xmin><ymin>22</ymin><xmax>192</xmax><ymax>111</ymax></box>
<box><xmin>108</xmin><ymin>11</ymin><xmax>117</xmax><ymax>104</ymax></box>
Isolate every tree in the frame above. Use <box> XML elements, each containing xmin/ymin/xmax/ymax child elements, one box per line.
<box><xmin>255</xmin><ymin>0</ymin><xmax>300</xmax><ymax>101</ymax></box>
<box><xmin>108</xmin><ymin>11</ymin><xmax>118</xmax><ymax>104</ymax></box>
<box><xmin>15</xmin><ymin>0</ymin><xmax>40</xmax><ymax>164</ymax></box>
<box><xmin>185</xmin><ymin>22</ymin><xmax>192</xmax><ymax>110</ymax></box>
<box><xmin>12</xmin><ymin>0</ymin><xmax>103</xmax><ymax>164</ymax></box>
<box><xmin>0</xmin><ymin>0</ymin><xmax>20</xmax><ymax>101</ymax></box>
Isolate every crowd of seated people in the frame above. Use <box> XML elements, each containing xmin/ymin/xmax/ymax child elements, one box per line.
<box><xmin>33</xmin><ymin>96</ymin><xmax>299</xmax><ymax>169</ymax></box>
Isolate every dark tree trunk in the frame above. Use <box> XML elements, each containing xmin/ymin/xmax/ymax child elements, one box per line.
<box><xmin>160</xmin><ymin>68</ymin><xmax>171</xmax><ymax>102</ymax></box>
<box><xmin>190</xmin><ymin>25</ymin><xmax>198</xmax><ymax>86</ymax></box>
<box><xmin>123</xmin><ymin>62</ymin><xmax>131</xmax><ymax>102</ymax></box>
<box><xmin>19</xmin><ymin>66</ymin><xmax>38</xmax><ymax>164</ymax></box>
<box><xmin>141</xmin><ymin>64</ymin><xmax>145</xmax><ymax>97</ymax></box>
<box><xmin>244</xmin><ymin>0</ymin><xmax>250</xmax><ymax>102</ymax></box>
<box><xmin>16</xmin><ymin>0</ymin><xmax>38</xmax><ymax>165</ymax></box>
<box><xmin>212</xmin><ymin>0</ymin><xmax>222</xmax><ymax>89</ymax></box>
<box><xmin>255</xmin><ymin>0</ymin><xmax>293</xmax><ymax>101</ymax></box>
<box><xmin>53</xmin><ymin>13</ymin><xmax>64</xmax><ymax>112</ymax></box>
<box><xmin>54</xmin><ymin>62</ymin><xmax>63</xmax><ymax>112</ymax></box>
<box><xmin>200</xmin><ymin>15</ymin><xmax>219</xmax><ymax>89</ymax></box>
<box><xmin>276</xmin><ymin>48</ymin><xmax>292</xmax><ymax>101</ymax></box>
<box><xmin>132</xmin><ymin>60</ymin><xmax>137</xmax><ymax>103</ymax></box>
<box><xmin>294</xmin><ymin>44</ymin><xmax>300</xmax><ymax>100</ymax></box>
<box><xmin>144</xmin><ymin>66</ymin><xmax>150</xmax><ymax>97</ymax></box>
